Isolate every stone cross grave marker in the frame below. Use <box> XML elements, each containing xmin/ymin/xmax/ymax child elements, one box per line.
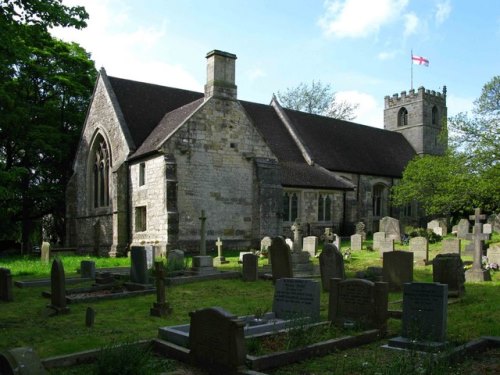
<box><xmin>0</xmin><ymin>268</ymin><xmax>13</xmax><ymax>302</ymax></box>
<box><xmin>379</xmin><ymin>216</ymin><xmax>401</xmax><ymax>243</ymax></box>
<box><xmin>213</xmin><ymin>237</ymin><xmax>229</xmax><ymax>266</ymax></box>
<box><xmin>273</xmin><ymin>278</ymin><xmax>320</xmax><ymax>321</ymax></box>
<box><xmin>457</xmin><ymin>218</ymin><xmax>470</xmax><ymax>239</ymax></box>
<box><xmin>328</xmin><ymin>278</ymin><xmax>388</xmax><ymax>329</ymax></box>
<box><xmin>409</xmin><ymin>236</ymin><xmax>428</xmax><ymax>264</ymax></box>
<box><xmin>433</xmin><ymin>254</ymin><xmax>465</xmax><ymax>297</ymax></box>
<box><xmin>388</xmin><ymin>282</ymin><xmax>448</xmax><ymax>351</ymax></box>
<box><xmin>130</xmin><ymin>246</ymin><xmax>150</xmax><ymax>284</ymax></box>
<box><xmin>189</xmin><ymin>307</ymin><xmax>246</xmax><ymax>374</ymax></box>
<box><xmin>350</xmin><ymin>234</ymin><xmax>362</xmax><ymax>251</ymax></box>
<box><xmin>41</xmin><ymin>241</ymin><xmax>50</xmax><ymax>263</ymax></box>
<box><xmin>355</xmin><ymin>221</ymin><xmax>366</xmax><ymax>241</ymax></box>
<box><xmin>291</xmin><ymin>219</ymin><xmax>303</xmax><ymax>252</ymax></box>
<box><xmin>440</xmin><ymin>238</ymin><xmax>461</xmax><ymax>255</ymax></box>
<box><xmin>465</xmin><ymin>208</ymin><xmax>491</xmax><ymax>282</ymax></box>
<box><xmin>199</xmin><ymin>210</ymin><xmax>207</xmax><ymax>256</ymax></box>
<box><xmin>269</xmin><ymin>237</ymin><xmax>293</xmax><ymax>284</ymax></box>
<box><xmin>150</xmin><ymin>261</ymin><xmax>172</xmax><ymax>317</ymax></box>
<box><xmin>242</xmin><ymin>253</ymin><xmax>258</xmax><ymax>282</ymax></box>
<box><xmin>319</xmin><ymin>243</ymin><xmax>345</xmax><ymax>292</ymax></box>
<box><xmin>383</xmin><ymin>251</ymin><xmax>413</xmax><ymax>291</ymax></box>
<box><xmin>302</xmin><ymin>236</ymin><xmax>318</xmax><ymax>257</ymax></box>
<box><xmin>47</xmin><ymin>258</ymin><xmax>70</xmax><ymax>314</ymax></box>
<box><xmin>322</xmin><ymin>227</ymin><xmax>334</xmax><ymax>246</ymax></box>
<box><xmin>373</xmin><ymin>232</ymin><xmax>385</xmax><ymax>250</ymax></box>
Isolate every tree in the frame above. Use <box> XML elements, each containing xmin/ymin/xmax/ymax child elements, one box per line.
<box><xmin>392</xmin><ymin>77</ymin><xmax>500</xmax><ymax>218</ymax></box>
<box><xmin>276</xmin><ymin>80</ymin><xmax>359</xmax><ymax>120</ymax></box>
<box><xmin>0</xmin><ymin>1</ymin><xmax>96</xmax><ymax>251</ymax></box>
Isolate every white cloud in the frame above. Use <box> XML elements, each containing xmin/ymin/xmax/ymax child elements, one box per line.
<box><xmin>377</xmin><ymin>51</ymin><xmax>397</xmax><ymax>60</ymax></box>
<box><xmin>246</xmin><ymin>67</ymin><xmax>266</xmax><ymax>82</ymax></box>
<box><xmin>318</xmin><ymin>0</ymin><xmax>409</xmax><ymax>38</ymax></box>
<box><xmin>404</xmin><ymin>12</ymin><xmax>419</xmax><ymax>37</ymax></box>
<box><xmin>447</xmin><ymin>94</ymin><xmax>474</xmax><ymax>117</ymax></box>
<box><xmin>435</xmin><ymin>0</ymin><xmax>452</xmax><ymax>24</ymax></box>
<box><xmin>336</xmin><ymin>90</ymin><xmax>384</xmax><ymax>127</ymax></box>
<box><xmin>51</xmin><ymin>0</ymin><xmax>201</xmax><ymax>91</ymax></box>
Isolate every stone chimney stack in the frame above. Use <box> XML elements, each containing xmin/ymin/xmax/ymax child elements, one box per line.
<box><xmin>204</xmin><ymin>50</ymin><xmax>237</xmax><ymax>100</ymax></box>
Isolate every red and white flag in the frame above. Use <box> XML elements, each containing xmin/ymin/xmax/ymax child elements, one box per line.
<box><xmin>412</xmin><ymin>54</ymin><xmax>429</xmax><ymax>66</ymax></box>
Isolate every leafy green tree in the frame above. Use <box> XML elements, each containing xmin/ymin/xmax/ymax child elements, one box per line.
<box><xmin>0</xmin><ymin>1</ymin><xmax>96</xmax><ymax>251</ymax></box>
<box><xmin>276</xmin><ymin>80</ymin><xmax>359</xmax><ymax>120</ymax></box>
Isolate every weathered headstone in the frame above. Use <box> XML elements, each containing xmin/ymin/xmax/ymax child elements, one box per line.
<box><xmin>167</xmin><ymin>249</ymin><xmax>185</xmax><ymax>271</ymax></box>
<box><xmin>242</xmin><ymin>253</ymin><xmax>258</xmax><ymax>282</ymax></box>
<box><xmin>378</xmin><ymin>238</ymin><xmax>394</xmax><ymax>256</ymax></box>
<box><xmin>269</xmin><ymin>237</ymin><xmax>293</xmax><ymax>283</ymax></box>
<box><xmin>80</xmin><ymin>260</ymin><xmax>95</xmax><ymax>279</ymax></box>
<box><xmin>333</xmin><ymin>233</ymin><xmax>341</xmax><ymax>251</ymax></box>
<box><xmin>199</xmin><ymin>210</ymin><xmax>207</xmax><ymax>256</ymax></box>
<box><xmin>0</xmin><ymin>268</ymin><xmax>13</xmax><ymax>302</ymax></box>
<box><xmin>285</xmin><ymin>238</ymin><xmax>294</xmax><ymax>251</ymax></box>
<box><xmin>322</xmin><ymin>227</ymin><xmax>334</xmax><ymax>246</ymax></box>
<box><xmin>189</xmin><ymin>307</ymin><xmax>246</xmax><ymax>374</ymax></box>
<box><xmin>191</xmin><ymin>256</ymin><xmax>216</xmax><ymax>275</ymax></box>
<box><xmin>383</xmin><ymin>251</ymin><xmax>413</xmax><ymax>291</ymax></box>
<box><xmin>483</xmin><ymin>223</ymin><xmax>492</xmax><ymax>234</ymax></box>
<box><xmin>409</xmin><ymin>236</ymin><xmax>428</xmax><ymax>264</ymax></box>
<box><xmin>291</xmin><ymin>219</ymin><xmax>303</xmax><ymax>252</ymax></box>
<box><xmin>379</xmin><ymin>216</ymin><xmax>401</xmax><ymax>243</ymax></box>
<box><xmin>41</xmin><ymin>241</ymin><xmax>50</xmax><ymax>263</ymax></box>
<box><xmin>440</xmin><ymin>238</ymin><xmax>461</xmax><ymax>255</ymax></box>
<box><xmin>373</xmin><ymin>232</ymin><xmax>385</xmax><ymax>250</ymax></box>
<box><xmin>302</xmin><ymin>236</ymin><xmax>318</xmax><ymax>257</ymax></box>
<box><xmin>486</xmin><ymin>243</ymin><xmax>500</xmax><ymax>265</ymax></box>
<box><xmin>85</xmin><ymin>307</ymin><xmax>95</xmax><ymax>327</ymax></box>
<box><xmin>130</xmin><ymin>246</ymin><xmax>149</xmax><ymax>284</ymax></box>
<box><xmin>487</xmin><ymin>213</ymin><xmax>500</xmax><ymax>233</ymax></box>
<box><xmin>457</xmin><ymin>218</ymin><xmax>470</xmax><ymax>239</ymax></box>
<box><xmin>350</xmin><ymin>234</ymin><xmax>362</xmax><ymax>251</ymax></box>
<box><xmin>388</xmin><ymin>282</ymin><xmax>448</xmax><ymax>351</ymax></box>
<box><xmin>213</xmin><ymin>237</ymin><xmax>229</xmax><ymax>266</ymax></box>
<box><xmin>290</xmin><ymin>250</ymin><xmax>314</xmax><ymax>276</ymax></box>
<box><xmin>273</xmin><ymin>278</ymin><xmax>320</xmax><ymax>321</ymax></box>
<box><xmin>0</xmin><ymin>347</ymin><xmax>48</xmax><ymax>375</ymax></box>
<box><xmin>427</xmin><ymin>219</ymin><xmax>447</xmax><ymax>236</ymax></box>
<box><xmin>328</xmin><ymin>278</ymin><xmax>388</xmax><ymax>329</ymax></box>
<box><xmin>47</xmin><ymin>259</ymin><xmax>69</xmax><ymax>314</ymax></box>
<box><xmin>355</xmin><ymin>221</ymin><xmax>367</xmax><ymax>241</ymax></box>
<box><xmin>465</xmin><ymin>208</ymin><xmax>491</xmax><ymax>282</ymax></box>
<box><xmin>150</xmin><ymin>261</ymin><xmax>172</xmax><ymax>317</ymax></box>
<box><xmin>260</xmin><ymin>236</ymin><xmax>272</xmax><ymax>252</ymax></box>
<box><xmin>319</xmin><ymin>244</ymin><xmax>345</xmax><ymax>292</ymax></box>
<box><xmin>433</xmin><ymin>254</ymin><xmax>465</xmax><ymax>297</ymax></box>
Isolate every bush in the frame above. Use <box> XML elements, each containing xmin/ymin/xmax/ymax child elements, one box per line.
<box><xmin>404</xmin><ymin>226</ymin><xmax>442</xmax><ymax>243</ymax></box>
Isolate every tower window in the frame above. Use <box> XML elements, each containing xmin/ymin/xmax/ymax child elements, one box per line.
<box><xmin>432</xmin><ymin>106</ymin><xmax>438</xmax><ymax>125</ymax></box>
<box><xmin>398</xmin><ymin>107</ymin><xmax>408</xmax><ymax>127</ymax></box>
<box><xmin>139</xmin><ymin>162</ymin><xmax>146</xmax><ymax>186</ymax></box>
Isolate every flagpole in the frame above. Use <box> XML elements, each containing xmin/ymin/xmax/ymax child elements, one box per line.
<box><xmin>410</xmin><ymin>49</ymin><xmax>413</xmax><ymax>90</ymax></box>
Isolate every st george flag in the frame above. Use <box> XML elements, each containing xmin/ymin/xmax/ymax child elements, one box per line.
<box><xmin>412</xmin><ymin>54</ymin><xmax>429</xmax><ymax>66</ymax></box>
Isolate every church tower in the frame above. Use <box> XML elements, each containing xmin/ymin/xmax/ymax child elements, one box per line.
<box><xmin>384</xmin><ymin>86</ymin><xmax>447</xmax><ymax>156</ymax></box>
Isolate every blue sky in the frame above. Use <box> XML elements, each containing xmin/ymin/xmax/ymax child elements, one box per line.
<box><xmin>52</xmin><ymin>0</ymin><xmax>500</xmax><ymax>128</ymax></box>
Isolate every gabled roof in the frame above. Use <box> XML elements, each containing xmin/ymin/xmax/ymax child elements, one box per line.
<box><xmin>107</xmin><ymin>76</ymin><xmax>203</xmax><ymax>150</ymax></box>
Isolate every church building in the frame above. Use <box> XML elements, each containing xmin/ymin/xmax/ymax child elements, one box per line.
<box><xmin>65</xmin><ymin>50</ymin><xmax>447</xmax><ymax>256</ymax></box>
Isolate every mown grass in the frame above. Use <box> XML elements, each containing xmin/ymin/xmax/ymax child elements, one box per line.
<box><xmin>0</xmin><ymin>234</ymin><xmax>499</xmax><ymax>374</ymax></box>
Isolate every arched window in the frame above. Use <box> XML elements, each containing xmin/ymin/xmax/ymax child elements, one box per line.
<box><xmin>432</xmin><ymin>106</ymin><xmax>438</xmax><ymax>125</ymax></box>
<box><xmin>283</xmin><ymin>192</ymin><xmax>298</xmax><ymax>222</ymax></box>
<box><xmin>373</xmin><ymin>184</ymin><xmax>387</xmax><ymax>217</ymax></box>
<box><xmin>398</xmin><ymin>107</ymin><xmax>408</xmax><ymax>127</ymax></box>
<box><xmin>90</xmin><ymin>134</ymin><xmax>110</xmax><ymax>208</ymax></box>
<box><xmin>318</xmin><ymin>193</ymin><xmax>332</xmax><ymax>222</ymax></box>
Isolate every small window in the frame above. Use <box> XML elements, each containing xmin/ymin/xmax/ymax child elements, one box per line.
<box><xmin>432</xmin><ymin>106</ymin><xmax>438</xmax><ymax>125</ymax></box>
<box><xmin>398</xmin><ymin>107</ymin><xmax>408</xmax><ymax>127</ymax></box>
<box><xmin>135</xmin><ymin>206</ymin><xmax>147</xmax><ymax>232</ymax></box>
<box><xmin>403</xmin><ymin>202</ymin><xmax>412</xmax><ymax>217</ymax></box>
<box><xmin>139</xmin><ymin>162</ymin><xmax>145</xmax><ymax>186</ymax></box>
<box><xmin>283</xmin><ymin>192</ymin><xmax>299</xmax><ymax>222</ymax></box>
<box><xmin>318</xmin><ymin>194</ymin><xmax>332</xmax><ymax>222</ymax></box>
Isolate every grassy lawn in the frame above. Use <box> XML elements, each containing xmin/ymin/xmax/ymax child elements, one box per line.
<box><xmin>0</xmin><ymin>235</ymin><xmax>499</xmax><ymax>374</ymax></box>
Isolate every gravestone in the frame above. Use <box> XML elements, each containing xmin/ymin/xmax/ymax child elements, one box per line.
<box><xmin>379</xmin><ymin>216</ymin><xmax>401</xmax><ymax>243</ymax></box>
<box><xmin>269</xmin><ymin>237</ymin><xmax>293</xmax><ymax>283</ymax></box>
<box><xmin>191</xmin><ymin>256</ymin><xmax>216</xmax><ymax>275</ymax></box>
<box><xmin>41</xmin><ymin>241</ymin><xmax>50</xmax><ymax>263</ymax></box>
<box><xmin>427</xmin><ymin>219</ymin><xmax>447</xmax><ymax>236</ymax></box>
<box><xmin>350</xmin><ymin>234</ymin><xmax>362</xmax><ymax>251</ymax></box>
<box><xmin>273</xmin><ymin>278</ymin><xmax>320</xmax><ymax>321</ymax></box>
<box><xmin>440</xmin><ymin>238</ymin><xmax>461</xmax><ymax>255</ymax></box>
<box><xmin>487</xmin><ymin>213</ymin><xmax>500</xmax><ymax>233</ymax></box>
<box><xmin>260</xmin><ymin>236</ymin><xmax>272</xmax><ymax>252</ymax></box>
<box><xmin>47</xmin><ymin>259</ymin><xmax>70</xmax><ymax>314</ymax></box>
<box><xmin>388</xmin><ymin>282</ymin><xmax>448</xmax><ymax>351</ymax></box>
<box><xmin>85</xmin><ymin>307</ymin><xmax>95</xmax><ymax>327</ymax></box>
<box><xmin>383</xmin><ymin>251</ymin><xmax>413</xmax><ymax>291</ymax></box>
<box><xmin>486</xmin><ymin>243</ymin><xmax>500</xmax><ymax>265</ymax></box>
<box><xmin>328</xmin><ymin>278</ymin><xmax>388</xmax><ymax>329</ymax></box>
<box><xmin>291</xmin><ymin>219</ymin><xmax>303</xmax><ymax>252</ymax></box>
<box><xmin>199</xmin><ymin>210</ymin><xmax>207</xmax><ymax>255</ymax></box>
<box><xmin>355</xmin><ymin>221</ymin><xmax>367</xmax><ymax>241</ymax></box>
<box><xmin>290</xmin><ymin>250</ymin><xmax>314</xmax><ymax>276</ymax></box>
<box><xmin>167</xmin><ymin>249</ymin><xmax>185</xmax><ymax>271</ymax></box>
<box><xmin>465</xmin><ymin>208</ymin><xmax>491</xmax><ymax>282</ymax></box>
<box><xmin>238</xmin><ymin>251</ymin><xmax>253</xmax><ymax>263</ymax></box>
<box><xmin>189</xmin><ymin>307</ymin><xmax>246</xmax><ymax>374</ymax></box>
<box><xmin>213</xmin><ymin>237</ymin><xmax>229</xmax><ymax>266</ymax></box>
<box><xmin>302</xmin><ymin>236</ymin><xmax>318</xmax><ymax>257</ymax></box>
<box><xmin>0</xmin><ymin>347</ymin><xmax>48</xmax><ymax>375</ymax></box>
<box><xmin>130</xmin><ymin>246</ymin><xmax>149</xmax><ymax>284</ymax></box>
<box><xmin>80</xmin><ymin>260</ymin><xmax>95</xmax><ymax>279</ymax></box>
<box><xmin>242</xmin><ymin>253</ymin><xmax>258</xmax><ymax>282</ymax></box>
<box><xmin>144</xmin><ymin>245</ymin><xmax>154</xmax><ymax>269</ymax></box>
<box><xmin>373</xmin><ymin>232</ymin><xmax>385</xmax><ymax>250</ymax></box>
<box><xmin>378</xmin><ymin>238</ymin><xmax>394</xmax><ymax>256</ymax></box>
<box><xmin>319</xmin><ymin>244</ymin><xmax>345</xmax><ymax>292</ymax></box>
<box><xmin>150</xmin><ymin>261</ymin><xmax>172</xmax><ymax>317</ymax></box>
<box><xmin>433</xmin><ymin>254</ymin><xmax>465</xmax><ymax>297</ymax></box>
<box><xmin>322</xmin><ymin>227</ymin><xmax>334</xmax><ymax>246</ymax></box>
<box><xmin>483</xmin><ymin>223</ymin><xmax>492</xmax><ymax>234</ymax></box>
<box><xmin>457</xmin><ymin>218</ymin><xmax>470</xmax><ymax>239</ymax></box>
<box><xmin>285</xmin><ymin>238</ymin><xmax>294</xmax><ymax>251</ymax></box>
<box><xmin>409</xmin><ymin>236</ymin><xmax>428</xmax><ymax>264</ymax></box>
<box><xmin>0</xmin><ymin>268</ymin><xmax>13</xmax><ymax>302</ymax></box>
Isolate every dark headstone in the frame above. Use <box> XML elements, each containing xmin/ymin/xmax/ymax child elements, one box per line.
<box><xmin>130</xmin><ymin>246</ymin><xmax>149</xmax><ymax>284</ymax></box>
<box><xmin>189</xmin><ymin>307</ymin><xmax>246</xmax><ymax>374</ymax></box>
<box><xmin>242</xmin><ymin>253</ymin><xmax>258</xmax><ymax>282</ymax></box>
<box><xmin>273</xmin><ymin>278</ymin><xmax>320</xmax><ymax>321</ymax></box>
<box><xmin>328</xmin><ymin>278</ymin><xmax>388</xmax><ymax>329</ymax></box>
<box><xmin>150</xmin><ymin>261</ymin><xmax>172</xmax><ymax>317</ymax></box>
<box><xmin>383</xmin><ymin>251</ymin><xmax>413</xmax><ymax>291</ymax></box>
<box><xmin>0</xmin><ymin>268</ymin><xmax>13</xmax><ymax>302</ymax></box>
<box><xmin>319</xmin><ymin>244</ymin><xmax>345</xmax><ymax>292</ymax></box>
<box><xmin>269</xmin><ymin>237</ymin><xmax>293</xmax><ymax>284</ymax></box>
<box><xmin>80</xmin><ymin>260</ymin><xmax>95</xmax><ymax>279</ymax></box>
<box><xmin>47</xmin><ymin>259</ymin><xmax>70</xmax><ymax>314</ymax></box>
<box><xmin>85</xmin><ymin>307</ymin><xmax>95</xmax><ymax>327</ymax></box>
<box><xmin>167</xmin><ymin>249</ymin><xmax>185</xmax><ymax>271</ymax></box>
<box><xmin>0</xmin><ymin>347</ymin><xmax>48</xmax><ymax>374</ymax></box>
<box><xmin>433</xmin><ymin>254</ymin><xmax>465</xmax><ymax>297</ymax></box>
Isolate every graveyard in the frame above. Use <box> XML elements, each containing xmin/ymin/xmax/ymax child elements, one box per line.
<box><xmin>1</xmin><ymin>228</ymin><xmax>500</xmax><ymax>374</ymax></box>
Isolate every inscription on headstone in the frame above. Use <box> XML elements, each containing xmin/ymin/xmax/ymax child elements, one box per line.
<box><xmin>409</xmin><ymin>236</ymin><xmax>428</xmax><ymax>263</ymax></box>
<box><xmin>273</xmin><ymin>278</ymin><xmax>320</xmax><ymax>321</ymax></box>
<box><xmin>433</xmin><ymin>254</ymin><xmax>465</xmax><ymax>297</ymax></box>
<box><xmin>302</xmin><ymin>236</ymin><xmax>318</xmax><ymax>257</ymax></box>
<box><xmin>383</xmin><ymin>251</ymin><xmax>413</xmax><ymax>291</ymax></box>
